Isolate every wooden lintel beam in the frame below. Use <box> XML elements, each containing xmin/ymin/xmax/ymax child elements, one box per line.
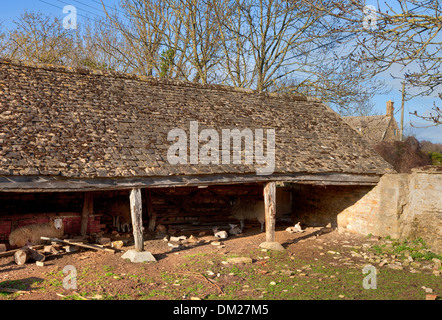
<box><xmin>0</xmin><ymin>173</ymin><xmax>382</xmax><ymax>192</ymax></box>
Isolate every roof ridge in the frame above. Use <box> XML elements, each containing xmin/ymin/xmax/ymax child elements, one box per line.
<box><xmin>0</xmin><ymin>58</ymin><xmax>309</xmax><ymax>102</ymax></box>
<box><xmin>343</xmin><ymin>115</ymin><xmax>389</xmax><ymax>118</ymax></box>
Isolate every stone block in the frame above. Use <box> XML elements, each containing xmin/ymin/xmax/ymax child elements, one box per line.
<box><xmin>121</xmin><ymin>249</ymin><xmax>156</xmax><ymax>263</ymax></box>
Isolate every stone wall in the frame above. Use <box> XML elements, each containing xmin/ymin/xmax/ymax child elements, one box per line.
<box><xmin>291</xmin><ymin>184</ymin><xmax>374</xmax><ymax>228</ymax></box>
<box><xmin>337</xmin><ymin>167</ymin><xmax>441</xmax><ymax>254</ymax></box>
<box><xmin>398</xmin><ymin>167</ymin><xmax>442</xmax><ymax>254</ymax></box>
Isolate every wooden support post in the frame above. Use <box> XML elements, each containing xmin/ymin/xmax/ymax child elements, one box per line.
<box><xmin>130</xmin><ymin>188</ymin><xmax>144</xmax><ymax>251</ymax></box>
<box><xmin>81</xmin><ymin>193</ymin><xmax>93</xmax><ymax>237</ymax></box>
<box><xmin>146</xmin><ymin>189</ymin><xmax>156</xmax><ymax>233</ymax></box>
<box><xmin>264</xmin><ymin>182</ymin><xmax>276</xmax><ymax>243</ymax></box>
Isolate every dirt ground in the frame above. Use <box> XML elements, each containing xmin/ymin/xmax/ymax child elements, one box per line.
<box><xmin>0</xmin><ymin>226</ymin><xmax>441</xmax><ymax>301</ymax></box>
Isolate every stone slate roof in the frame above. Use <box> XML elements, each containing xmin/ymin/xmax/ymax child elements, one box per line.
<box><xmin>343</xmin><ymin>115</ymin><xmax>396</xmax><ymax>144</ymax></box>
<box><xmin>0</xmin><ymin>59</ymin><xmax>393</xmax><ymax>180</ymax></box>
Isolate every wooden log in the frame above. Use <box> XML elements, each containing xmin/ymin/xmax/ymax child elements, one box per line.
<box><xmin>81</xmin><ymin>193</ymin><xmax>93</xmax><ymax>237</ymax></box>
<box><xmin>130</xmin><ymin>188</ymin><xmax>144</xmax><ymax>251</ymax></box>
<box><xmin>263</xmin><ymin>182</ymin><xmax>276</xmax><ymax>243</ymax></box>
<box><xmin>0</xmin><ymin>245</ymin><xmax>44</xmax><ymax>258</ymax></box>
<box><xmin>14</xmin><ymin>247</ymin><xmax>45</xmax><ymax>265</ymax></box>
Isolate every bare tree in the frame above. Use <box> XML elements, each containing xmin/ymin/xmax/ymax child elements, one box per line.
<box><xmin>165</xmin><ymin>0</ymin><xmax>224</xmax><ymax>83</ymax></box>
<box><xmin>79</xmin><ymin>17</ymin><xmax>134</xmax><ymax>72</ymax></box>
<box><xmin>100</xmin><ymin>0</ymin><xmax>169</xmax><ymax>76</ymax></box>
<box><xmin>210</xmin><ymin>0</ymin><xmax>388</xmax><ymax>117</ymax></box>
<box><xmin>2</xmin><ymin>11</ymin><xmax>79</xmax><ymax>65</ymax></box>
<box><xmin>213</xmin><ymin>0</ymin><xmax>334</xmax><ymax>91</ymax></box>
<box><xmin>300</xmin><ymin>0</ymin><xmax>442</xmax><ymax>124</ymax></box>
<box><xmin>99</xmin><ymin>0</ymin><xmax>223</xmax><ymax>82</ymax></box>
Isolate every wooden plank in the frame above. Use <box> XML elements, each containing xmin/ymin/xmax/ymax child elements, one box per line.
<box><xmin>263</xmin><ymin>182</ymin><xmax>276</xmax><ymax>243</ymax></box>
<box><xmin>80</xmin><ymin>193</ymin><xmax>93</xmax><ymax>237</ymax></box>
<box><xmin>0</xmin><ymin>173</ymin><xmax>382</xmax><ymax>192</ymax></box>
<box><xmin>40</xmin><ymin>237</ymin><xmax>115</xmax><ymax>252</ymax></box>
<box><xmin>130</xmin><ymin>188</ymin><xmax>144</xmax><ymax>251</ymax></box>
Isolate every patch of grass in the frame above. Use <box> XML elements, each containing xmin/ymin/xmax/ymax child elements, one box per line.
<box><xmin>102</xmin><ymin>265</ymin><xmax>114</xmax><ymax>273</ymax></box>
<box><xmin>0</xmin><ymin>280</ymin><xmax>26</xmax><ymax>291</ymax></box>
<box><xmin>183</xmin><ymin>253</ymin><xmax>208</xmax><ymax>258</ymax></box>
<box><xmin>373</xmin><ymin>237</ymin><xmax>442</xmax><ymax>261</ymax></box>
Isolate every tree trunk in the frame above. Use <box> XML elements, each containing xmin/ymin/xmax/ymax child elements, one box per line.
<box><xmin>130</xmin><ymin>188</ymin><xmax>144</xmax><ymax>251</ymax></box>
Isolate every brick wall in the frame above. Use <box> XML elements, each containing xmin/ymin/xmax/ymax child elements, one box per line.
<box><xmin>0</xmin><ymin>191</ymin><xmax>106</xmax><ymax>241</ymax></box>
<box><xmin>0</xmin><ymin>213</ymin><xmax>103</xmax><ymax>241</ymax></box>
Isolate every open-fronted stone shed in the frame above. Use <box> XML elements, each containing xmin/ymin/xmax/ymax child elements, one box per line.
<box><xmin>0</xmin><ymin>59</ymin><xmax>394</xmax><ymax>250</ymax></box>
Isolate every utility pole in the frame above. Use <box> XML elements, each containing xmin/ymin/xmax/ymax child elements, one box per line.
<box><xmin>400</xmin><ymin>82</ymin><xmax>405</xmax><ymax>142</ymax></box>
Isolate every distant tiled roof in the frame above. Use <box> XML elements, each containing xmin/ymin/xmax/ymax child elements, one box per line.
<box><xmin>343</xmin><ymin>115</ymin><xmax>394</xmax><ymax>144</ymax></box>
<box><xmin>0</xmin><ymin>59</ymin><xmax>393</xmax><ymax>179</ymax></box>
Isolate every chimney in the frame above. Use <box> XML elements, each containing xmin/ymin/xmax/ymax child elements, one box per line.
<box><xmin>386</xmin><ymin>100</ymin><xmax>394</xmax><ymax>117</ymax></box>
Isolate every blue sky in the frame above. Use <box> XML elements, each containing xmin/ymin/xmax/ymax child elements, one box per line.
<box><xmin>1</xmin><ymin>0</ymin><xmax>441</xmax><ymax>143</ymax></box>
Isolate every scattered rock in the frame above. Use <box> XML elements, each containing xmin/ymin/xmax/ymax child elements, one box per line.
<box><xmin>422</xmin><ymin>286</ymin><xmax>433</xmax><ymax>293</ymax></box>
<box><xmin>269</xmin><ymin>281</ymin><xmax>276</xmax><ymax>285</ymax></box>
<box><xmin>63</xmin><ymin>245</ymin><xmax>79</xmax><ymax>253</ymax></box>
<box><xmin>426</xmin><ymin>294</ymin><xmax>438</xmax><ymax>300</ymax></box>
<box><xmin>187</xmin><ymin>235</ymin><xmax>199</xmax><ymax>243</ymax></box>
<box><xmin>387</xmin><ymin>263</ymin><xmax>403</xmax><ymax>270</ymax></box>
<box><xmin>379</xmin><ymin>260</ymin><xmax>388</xmax><ymax>267</ymax></box>
<box><xmin>97</xmin><ymin>237</ymin><xmax>111</xmax><ymax>245</ymax></box>
<box><xmin>226</xmin><ymin>257</ymin><xmax>253</xmax><ymax>264</ymax></box>
<box><xmin>211</xmin><ymin>241</ymin><xmax>222</xmax><ymax>246</ymax></box>
<box><xmin>170</xmin><ymin>235</ymin><xmax>187</xmax><ymax>242</ymax></box>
